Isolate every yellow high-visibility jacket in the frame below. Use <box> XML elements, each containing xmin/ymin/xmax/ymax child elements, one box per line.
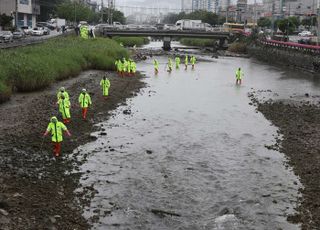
<box><xmin>100</xmin><ymin>79</ymin><xmax>111</xmax><ymax>96</ymax></box>
<box><xmin>78</xmin><ymin>92</ymin><xmax>92</xmax><ymax>108</ymax></box>
<box><xmin>46</xmin><ymin>121</ymin><xmax>67</xmax><ymax>142</ymax></box>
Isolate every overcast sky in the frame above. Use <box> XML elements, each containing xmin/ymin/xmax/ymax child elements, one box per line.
<box><xmin>101</xmin><ymin>0</ymin><xmax>263</xmax><ymax>8</ymax></box>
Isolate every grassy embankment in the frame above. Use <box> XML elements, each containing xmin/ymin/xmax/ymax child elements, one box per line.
<box><xmin>180</xmin><ymin>38</ymin><xmax>216</xmax><ymax>47</ymax></box>
<box><xmin>113</xmin><ymin>36</ymin><xmax>149</xmax><ymax>47</ymax></box>
<box><xmin>0</xmin><ymin>37</ymin><xmax>128</xmax><ymax>103</ymax></box>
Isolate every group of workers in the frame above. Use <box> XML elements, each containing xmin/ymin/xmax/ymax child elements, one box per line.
<box><xmin>43</xmin><ymin>76</ymin><xmax>111</xmax><ymax>157</ymax></box>
<box><xmin>153</xmin><ymin>55</ymin><xmax>197</xmax><ymax>74</ymax></box>
<box><xmin>115</xmin><ymin>58</ymin><xmax>137</xmax><ymax>76</ymax></box>
<box><xmin>153</xmin><ymin>55</ymin><xmax>244</xmax><ymax>85</ymax></box>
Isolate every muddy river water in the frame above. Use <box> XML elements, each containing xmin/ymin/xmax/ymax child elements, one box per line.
<box><xmin>72</xmin><ymin>43</ymin><xmax>320</xmax><ymax>229</ymax></box>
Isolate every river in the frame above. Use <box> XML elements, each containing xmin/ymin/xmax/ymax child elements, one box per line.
<box><xmin>71</xmin><ymin>42</ymin><xmax>320</xmax><ymax>229</ymax></box>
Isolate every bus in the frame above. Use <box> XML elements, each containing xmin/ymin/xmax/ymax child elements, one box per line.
<box><xmin>223</xmin><ymin>23</ymin><xmax>257</xmax><ymax>34</ymax></box>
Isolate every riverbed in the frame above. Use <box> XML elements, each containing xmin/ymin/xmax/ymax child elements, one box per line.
<box><xmin>71</xmin><ymin>43</ymin><xmax>320</xmax><ymax>229</ymax></box>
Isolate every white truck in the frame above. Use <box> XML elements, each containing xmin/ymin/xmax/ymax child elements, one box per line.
<box><xmin>175</xmin><ymin>20</ymin><xmax>206</xmax><ymax>31</ymax></box>
<box><xmin>50</xmin><ymin>18</ymin><xmax>66</xmax><ymax>30</ymax></box>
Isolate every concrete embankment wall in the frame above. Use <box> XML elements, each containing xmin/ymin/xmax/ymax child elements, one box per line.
<box><xmin>248</xmin><ymin>44</ymin><xmax>320</xmax><ymax>74</ymax></box>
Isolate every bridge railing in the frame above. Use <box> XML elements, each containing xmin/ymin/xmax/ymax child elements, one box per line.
<box><xmin>258</xmin><ymin>39</ymin><xmax>320</xmax><ymax>55</ymax></box>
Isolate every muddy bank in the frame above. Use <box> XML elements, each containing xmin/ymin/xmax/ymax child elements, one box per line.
<box><xmin>250</xmin><ymin>93</ymin><xmax>320</xmax><ymax>229</ymax></box>
<box><xmin>0</xmin><ymin>70</ymin><xmax>144</xmax><ymax>229</ymax></box>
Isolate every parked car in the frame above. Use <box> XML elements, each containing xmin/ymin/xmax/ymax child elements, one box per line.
<box><xmin>12</xmin><ymin>30</ymin><xmax>25</xmax><ymax>39</ymax></box>
<box><xmin>0</xmin><ymin>31</ymin><xmax>13</xmax><ymax>43</ymax></box>
<box><xmin>298</xmin><ymin>31</ymin><xmax>312</xmax><ymax>37</ymax></box>
<box><xmin>31</xmin><ymin>27</ymin><xmax>44</xmax><ymax>36</ymax></box>
<box><xmin>20</xmin><ymin>26</ymin><xmax>32</xmax><ymax>35</ymax></box>
<box><xmin>40</xmin><ymin>27</ymin><xmax>50</xmax><ymax>35</ymax></box>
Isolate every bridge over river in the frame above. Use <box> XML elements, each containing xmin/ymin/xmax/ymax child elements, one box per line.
<box><xmin>98</xmin><ymin>28</ymin><xmax>232</xmax><ymax>50</ymax></box>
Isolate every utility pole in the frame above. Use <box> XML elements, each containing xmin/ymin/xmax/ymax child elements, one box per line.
<box><xmin>15</xmin><ymin>0</ymin><xmax>18</xmax><ymax>28</ymax></box>
<box><xmin>101</xmin><ymin>0</ymin><xmax>104</xmax><ymax>23</ymax></box>
<box><xmin>317</xmin><ymin>0</ymin><xmax>320</xmax><ymax>45</ymax></box>
<box><xmin>254</xmin><ymin>0</ymin><xmax>257</xmax><ymax>28</ymax></box>
<box><xmin>271</xmin><ymin>0</ymin><xmax>275</xmax><ymax>35</ymax></box>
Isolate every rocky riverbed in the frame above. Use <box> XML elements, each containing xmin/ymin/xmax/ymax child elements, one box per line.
<box><xmin>0</xmin><ymin>70</ymin><xmax>144</xmax><ymax>229</ymax></box>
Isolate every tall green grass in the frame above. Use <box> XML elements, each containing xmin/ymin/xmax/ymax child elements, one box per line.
<box><xmin>180</xmin><ymin>38</ymin><xmax>216</xmax><ymax>47</ymax></box>
<box><xmin>0</xmin><ymin>37</ymin><xmax>128</xmax><ymax>102</ymax></box>
<box><xmin>113</xmin><ymin>36</ymin><xmax>149</xmax><ymax>47</ymax></box>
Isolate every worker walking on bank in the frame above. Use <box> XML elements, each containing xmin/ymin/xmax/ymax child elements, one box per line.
<box><xmin>167</xmin><ymin>58</ymin><xmax>173</xmax><ymax>73</ymax></box>
<box><xmin>117</xmin><ymin>59</ymin><xmax>123</xmax><ymax>76</ymax></box>
<box><xmin>57</xmin><ymin>87</ymin><xmax>69</xmax><ymax>102</ymax></box>
<box><xmin>191</xmin><ymin>56</ymin><xmax>196</xmax><ymax>70</ymax></box>
<box><xmin>100</xmin><ymin>75</ymin><xmax>111</xmax><ymax>99</ymax></box>
<box><xmin>185</xmin><ymin>55</ymin><xmax>189</xmax><ymax>70</ymax></box>
<box><xmin>58</xmin><ymin>94</ymin><xmax>71</xmax><ymax>124</ymax></box>
<box><xmin>78</xmin><ymin>89</ymin><xmax>92</xmax><ymax>120</ymax></box>
<box><xmin>130</xmin><ymin>60</ymin><xmax>137</xmax><ymax>76</ymax></box>
<box><xmin>175</xmin><ymin>56</ymin><xmax>180</xmax><ymax>69</ymax></box>
<box><xmin>154</xmin><ymin>59</ymin><xmax>159</xmax><ymax>75</ymax></box>
<box><xmin>43</xmin><ymin>116</ymin><xmax>71</xmax><ymax>157</ymax></box>
<box><xmin>122</xmin><ymin>58</ymin><xmax>128</xmax><ymax>76</ymax></box>
<box><xmin>235</xmin><ymin>67</ymin><xmax>244</xmax><ymax>85</ymax></box>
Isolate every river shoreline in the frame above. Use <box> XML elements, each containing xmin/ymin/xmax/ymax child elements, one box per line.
<box><xmin>249</xmin><ymin>91</ymin><xmax>320</xmax><ymax>230</ymax></box>
<box><xmin>0</xmin><ymin>70</ymin><xmax>144</xmax><ymax>229</ymax></box>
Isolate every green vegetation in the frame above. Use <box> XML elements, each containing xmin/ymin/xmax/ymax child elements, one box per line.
<box><xmin>257</xmin><ymin>17</ymin><xmax>271</xmax><ymax>28</ymax></box>
<box><xmin>228</xmin><ymin>42</ymin><xmax>247</xmax><ymax>53</ymax></box>
<box><xmin>113</xmin><ymin>37</ymin><xmax>149</xmax><ymax>47</ymax></box>
<box><xmin>0</xmin><ymin>37</ymin><xmax>128</xmax><ymax>102</ymax></box>
<box><xmin>275</xmin><ymin>16</ymin><xmax>300</xmax><ymax>34</ymax></box>
<box><xmin>180</xmin><ymin>38</ymin><xmax>216</xmax><ymax>47</ymax></box>
<box><xmin>56</xmin><ymin>0</ymin><xmax>125</xmax><ymax>24</ymax></box>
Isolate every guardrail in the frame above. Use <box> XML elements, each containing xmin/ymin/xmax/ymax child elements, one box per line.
<box><xmin>259</xmin><ymin>39</ymin><xmax>320</xmax><ymax>55</ymax></box>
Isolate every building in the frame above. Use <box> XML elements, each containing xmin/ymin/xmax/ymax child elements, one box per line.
<box><xmin>236</xmin><ymin>0</ymin><xmax>247</xmax><ymax>22</ymax></box>
<box><xmin>262</xmin><ymin>0</ymin><xmax>317</xmax><ymax>19</ymax></box>
<box><xmin>0</xmin><ymin>0</ymin><xmax>40</xmax><ymax>28</ymax></box>
<box><xmin>190</xmin><ymin>0</ymin><xmax>218</xmax><ymax>13</ymax></box>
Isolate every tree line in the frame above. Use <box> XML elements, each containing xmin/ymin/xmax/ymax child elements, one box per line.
<box><xmin>258</xmin><ymin>16</ymin><xmax>317</xmax><ymax>34</ymax></box>
<box><xmin>163</xmin><ymin>10</ymin><xmax>228</xmax><ymax>25</ymax></box>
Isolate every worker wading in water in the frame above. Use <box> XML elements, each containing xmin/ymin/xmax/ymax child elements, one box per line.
<box><xmin>185</xmin><ymin>55</ymin><xmax>189</xmax><ymax>70</ymax></box>
<box><xmin>175</xmin><ymin>56</ymin><xmax>180</xmax><ymax>69</ymax></box>
<box><xmin>235</xmin><ymin>67</ymin><xmax>244</xmax><ymax>85</ymax></box>
<box><xmin>167</xmin><ymin>58</ymin><xmax>173</xmax><ymax>73</ymax></box>
<box><xmin>78</xmin><ymin>89</ymin><xmax>92</xmax><ymax>120</ymax></box>
<box><xmin>58</xmin><ymin>94</ymin><xmax>71</xmax><ymax>124</ymax></box>
<box><xmin>191</xmin><ymin>56</ymin><xmax>196</xmax><ymax>70</ymax></box>
<box><xmin>154</xmin><ymin>59</ymin><xmax>159</xmax><ymax>75</ymax></box>
<box><xmin>43</xmin><ymin>116</ymin><xmax>71</xmax><ymax>157</ymax></box>
<box><xmin>100</xmin><ymin>76</ymin><xmax>111</xmax><ymax>99</ymax></box>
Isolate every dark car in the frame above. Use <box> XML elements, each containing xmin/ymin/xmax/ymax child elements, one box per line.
<box><xmin>41</xmin><ymin>27</ymin><xmax>51</xmax><ymax>35</ymax></box>
<box><xmin>0</xmin><ymin>31</ymin><xmax>13</xmax><ymax>43</ymax></box>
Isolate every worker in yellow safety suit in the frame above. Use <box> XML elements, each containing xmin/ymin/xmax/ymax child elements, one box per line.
<box><xmin>122</xmin><ymin>58</ymin><xmax>128</xmax><ymax>76</ymax></box>
<box><xmin>58</xmin><ymin>94</ymin><xmax>71</xmax><ymax>124</ymax></box>
<box><xmin>100</xmin><ymin>76</ymin><xmax>111</xmax><ymax>99</ymax></box>
<box><xmin>115</xmin><ymin>60</ymin><xmax>119</xmax><ymax>73</ymax></box>
<box><xmin>167</xmin><ymin>58</ymin><xmax>173</xmax><ymax>73</ymax></box>
<box><xmin>154</xmin><ymin>59</ymin><xmax>159</xmax><ymax>75</ymax></box>
<box><xmin>57</xmin><ymin>87</ymin><xmax>69</xmax><ymax>102</ymax></box>
<box><xmin>235</xmin><ymin>67</ymin><xmax>244</xmax><ymax>85</ymax></box>
<box><xmin>185</xmin><ymin>55</ymin><xmax>189</xmax><ymax>70</ymax></box>
<box><xmin>117</xmin><ymin>59</ymin><xmax>123</xmax><ymax>76</ymax></box>
<box><xmin>80</xmin><ymin>24</ymin><xmax>89</xmax><ymax>39</ymax></box>
<box><xmin>175</xmin><ymin>57</ymin><xmax>180</xmax><ymax>69</ymax></box>
<box><xmin>78</xmin><ymin>88</ymin><xmax>92</xmax><ymax>120</ymax></box>
<box><xmin>191</xmin><ymin>56</ymin><xmax>196</xmax><ymax>70</ymax></box>
<box><xmin>130</xmin><ymin>60</ymin><xmax>137</xmax><ymax>76</ymax></box>
<box><xmin>43</xmin><ymin>116</ymin><xmax>71</xmax><ymax>157</ymax></box>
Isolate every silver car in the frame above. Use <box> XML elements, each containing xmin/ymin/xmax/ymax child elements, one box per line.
<box><xmin>0</xmin><ymin>31</ymin><xmax>13</xmax><ymax>43</ymax></box>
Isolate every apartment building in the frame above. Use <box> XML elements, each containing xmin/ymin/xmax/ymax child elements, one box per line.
<box><xmin>0</xmin><ymin>0</ymin><xmax>40</xmax><ymax>28</ymax></box>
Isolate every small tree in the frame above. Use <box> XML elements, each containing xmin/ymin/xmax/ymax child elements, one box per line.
<box><xmin>0</xmin><ymin>14</ymin><xmax>13</xmax><ymax>29</ymax></box>
<box><xmin>257</xmin><ymin>17</ymin><xmax>271</xmax><ymax>28</ymax></box>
